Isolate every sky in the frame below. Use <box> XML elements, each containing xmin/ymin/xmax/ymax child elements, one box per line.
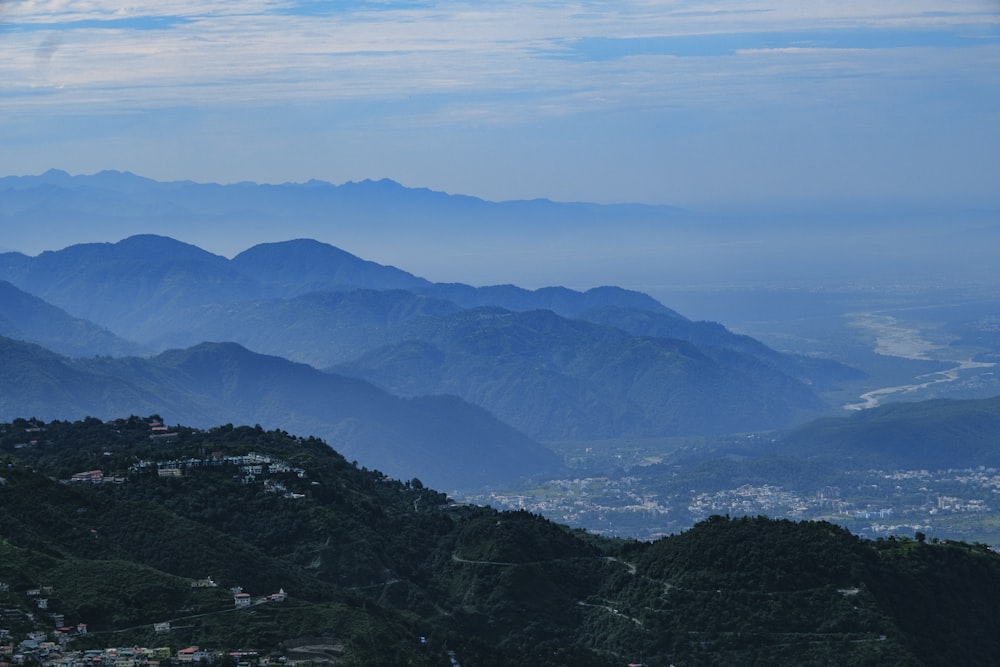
<box><xmin>1</xmin><ymin>0</ymin><xmax>999</xmax><ymax>208</ymax></box>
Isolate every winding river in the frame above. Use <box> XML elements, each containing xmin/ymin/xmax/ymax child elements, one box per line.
<box><xmin>843</xmin><ymin>313</ymin><xmax>995</xmax><ymax>411</ymax></box>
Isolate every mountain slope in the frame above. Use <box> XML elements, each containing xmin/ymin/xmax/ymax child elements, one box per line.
<box><xmin>0</xmin><ymin>281</ymin><xmax>147</xmax><ymax>357</ymax></box>
<box><xmin>776</xmin><ymin>395</ymin><xmax>1000</xmax><ymax>469</ymax></box>
<box><xmin>335</xmin><ymin>307</ymin><xmax>826</xmax><ymax>440</ymax></box>
<box><xmin>0</xmin><ymin>235</ymin><xmax>847</xmax><ymax>440</ymax></box>
<box><xmin>141</xmin><ymin>289</ymin><xmax>465</xmax><ymax>363</ymax></box>
<box><xmin>0</xmin><ymin>336</ymin><xmax>558</xmax><ymax>490</ymax></box>
<box><xmin>3</xmin><ymin>418</ymin><xmax>1000</xmax><ymax>666</ymax></box>
<box><xmin>0</xmin><ymin>236</ymin><xmax>260</xmax><ymax>341</ymax></box>
<box><xmin>578</xmin><ymin>304</ymin><xmax>866</xmax><ymax>390</ymax></box>
<box><xmin>147</xmin><ymin>342</ymin><xmax>558</xmax><ymax>489</ymax></box>
<box><xmin>0</xmin><ymin>337</ymin><xmax>181</xmax><ymax>421</ymax></box>
<box><xmin>230</xmin><ymin>238</ymin><xmax>432</xmax><ymax>297</ymax></box>
<box><xmin>616</xmin><ymin>514</ymin><xmax>1000</xmax><ymax>665</ymax></box>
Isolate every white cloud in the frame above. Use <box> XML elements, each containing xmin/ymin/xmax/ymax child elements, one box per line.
<box><xmin>4</xmin><ymin>1</ymin><xmax>997</xmax><ymax>102</ymax></box>
<box><xmin>1</xmin><ymin>0</ymin><xmax>998</xmax><ymax>203</ymax></box>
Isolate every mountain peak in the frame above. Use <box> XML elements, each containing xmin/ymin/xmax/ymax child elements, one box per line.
<box><xmin>36</xmin><ymin>234</ymin><xmax>228</xmax><ymax>265</ymax></box>
<box><xmin>240</xmin><ymin>237</ymin><xmax>355</xmax><ymax>257</ymax></box>
<box><xmin>232</xmin><ymin>238</ymin><xmax>430</xmax><ymax>296</ymax></box>
<box><xmin>115</xmin><ymin>233</ymin><xmax>222</xmax><ymax>257</ymax></box>
<box><xmin>78</xmin><ymin>170</ymin><xmax>163</xmax><ymax>192</ymax></box>
<box><xmin>350</xmin><ymin>177</ymin><xmax>405</xmax><ymax>189</ymax></box>
<box><xmin>40</xmin><ymin>168</ymin><xmax>72</xmax><ymax>181</ymax></box>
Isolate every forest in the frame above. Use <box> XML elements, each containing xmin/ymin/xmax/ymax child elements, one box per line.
<box><xmin>3</xmin><ymin>416</ymin><xmax>1000</xmax><ymax>666</ymax></box>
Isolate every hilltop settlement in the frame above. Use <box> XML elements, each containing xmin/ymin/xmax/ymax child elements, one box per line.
<box><xmin>4</xmin><ymin>416</ymin><xmax>1000</xmax><ymax>666</ymax></box>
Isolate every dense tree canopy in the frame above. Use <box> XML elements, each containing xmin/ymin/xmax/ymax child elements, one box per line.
<box><xmin>2</xmin><ymin>417</ymin><xmax>1000</xmax><ymax>666</ymax></box>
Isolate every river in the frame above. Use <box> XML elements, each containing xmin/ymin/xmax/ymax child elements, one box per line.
<box><xmin>843</xmin><ymin>313</ymin><xmax>995</xmax><ymax>411</ymax></box>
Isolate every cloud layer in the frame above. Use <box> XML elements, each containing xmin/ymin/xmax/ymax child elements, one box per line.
<box><xmin>2</xmin><ymin>0</ymin><xmax>998</xmax><ymax>204</ymax></box>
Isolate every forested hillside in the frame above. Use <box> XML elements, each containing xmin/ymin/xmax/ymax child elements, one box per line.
<box><xmin>3</xmin><ymin>417</ymin><xmax>1000</xmax><ymax>666</ymax></box>
<box><xmin>778</xmin><ymin>395</ymin><xmax>1000</xmax><ymax>468</ymax></box>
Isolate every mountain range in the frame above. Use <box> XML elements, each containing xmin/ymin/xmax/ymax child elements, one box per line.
<box><xmin>0</xmin><ymin>169</ymin><xmax>689</xmax><ymax>269</ymax></box>
<box><xmin>0</xmin><ymin>236</ymin><xmax>859</xmax><ymax>452</ymax></box>
<box><xmin>0</xmin><ymin>335</ymin><xmax>555</xmax><ymax>491</ymax></box>
<box><xmin>4</xmin><ymin>170</ymin><xmax>998</xmax><ymax>294</ymax></box>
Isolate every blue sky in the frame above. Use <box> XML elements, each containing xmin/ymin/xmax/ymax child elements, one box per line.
<box><xmin>1</xmin><ymin>0</ymin><xmax>999</xmax><ymax>207</ymax></box>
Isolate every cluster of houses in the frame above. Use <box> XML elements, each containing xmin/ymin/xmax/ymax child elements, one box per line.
<box><xmin>1</xmin><ymin>579</ymin><xmax>289</xmax><ymax>667</ymax></box>
<box><xmin>1</xmin><ymin>586</ymin><xmax>88</xmax><ymax>645</ymax></box>
<box><xmin>126</xmin><ymin>452</ymin><xmax>307</xmax><ymax>484</ymax></box>
<box><xmin>67</xmin><ymin>451</ymin><xmax>310</xmax><ymax>501</ymax></box>
<box><xmin>8</xmin><ymin>423</ymin><xmax>319</xmax><ymax>667</ymax></box>
<box><xmin>2</xmin><ymin>643</ymin><xmax>174</xmax><ymax>667</ymax></box>
<box><xmin>230</xmin><ymin>588</ymin><xmax>287</xmax><ymax>609</ymax></box>
<box><xmin>147</xmin><ymin>421</ymin><xmax>178</xmax><ymax>443</ymax></box>
<box><xmin>62</xmin><ymin>418</ymin><xmax>308</xmax><ymax>488</ymax></box>
<box><xmin>0</xmin><ymin>643</ymin><xmax>279</xmax><ymax>667</ymax></box>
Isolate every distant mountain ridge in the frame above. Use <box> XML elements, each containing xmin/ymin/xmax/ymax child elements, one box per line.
<box><xmin>334</xmin><ymin>306</ymin><xmax>827</xmax><ymax>439</ymax></box>
<box><xmin>0</xmin><ymin>169</ymin><xmax>683</xmax><ymax>215</ymax></box>
<box><xmin>0</xmin><ymin>335</ymin><xmax>557</xmax><ymax>490</ymax></box>
<box><xmin>3</xmin><ymin>169</ymin><xmax>998</xmax><ymax>300</ymax></box>
<box><xmin>0</xmin><ymin>235</ymin><xmax>671</xmax><ymax>334</ymax></box>
<box><xmin>0</xmin><ymin>235</ymin><xmax>851</xmax><ymax>442</ymax></box>
<box><xmin>0</xmin><ymin>170</ymin><xmax>689</xmax><ymax>260</ymax></box>
<box><xmin>230</xmin><ymin>239</ymin><xmax>674</xmax><ymax>315</ymax></box>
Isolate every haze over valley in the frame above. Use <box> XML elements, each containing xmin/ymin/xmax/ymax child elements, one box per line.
<box><xmin>1</xmin><ymin>188</ymin><xmax>999</xmax><ymax>543</ymax></box>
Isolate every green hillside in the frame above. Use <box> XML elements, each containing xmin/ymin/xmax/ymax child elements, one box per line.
<box><xmin>779</xmin><ymin>395</ymin><xmax>1000</xmax><ymax>468</ymax></box>
<box><xmin>2</xmin><ymin>417</ymin><xmax>1000</xmax><ymax>666</ymax></box>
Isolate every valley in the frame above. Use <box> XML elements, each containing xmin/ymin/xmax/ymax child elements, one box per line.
<box><xmin>0</xmin><ymin>180</ymin><xmax>998</xmax><ymax>552</ymax></box>
<box><xmin>657</xmin><ymin>283</ymin><xmax>1000</xmax><ymax>408</ymax></box>
<box><xmin>1</xmin><ymin>223</ymin><xmax>999</xmax><ymax>546</ymax></box>
<box><xmin>843</xmin><ymin>311</ymin><xmax>997</xmax><ymax>410</ymax></box>
<box><xmin>465</xmin><ymin>295</ymin><xmax>1000</xmax><ymax>544</ymax></box>
<box><xmin>476</xmin><ymin>461</ymin><xmax>1000</xmax><ymax>544</ymax></box>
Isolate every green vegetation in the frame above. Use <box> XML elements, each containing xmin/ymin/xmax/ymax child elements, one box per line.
<box><xmin>780</xmin><ymin>395</ymin><xmax>1000</xmax><ymax>469</ymax></box>
<box><xmin>3</xmin><ymin>417</ymin><xmax>1000</xmax><ymax>665</ymax></box>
